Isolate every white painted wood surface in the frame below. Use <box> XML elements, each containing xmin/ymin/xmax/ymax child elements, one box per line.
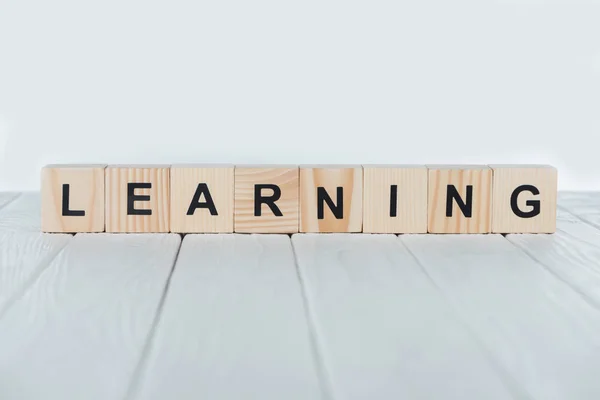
<box><xmin>0</xmin><ymin>233</ymin><xmax>180</xmax><ymax>400</ymax></box>
<box><xmin>292</xmin><ymin>234</ymin><xmax>516</xmax><ymax>400</ymax></box>
<box><xmin>402</xmin><ymin>233</ymin><xmax>600</xmax><ymax>400</ymax></box>
<box><xmin>131</xmin><ymin>234</ymin><xmax>323</xmax><ymax>400</ymax></box>
<box><xmin>558</xmin><ymin>191</ymin><xmax>600</xmax><ymax>229</ymax></box>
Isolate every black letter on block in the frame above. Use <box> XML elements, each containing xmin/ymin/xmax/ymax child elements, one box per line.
<box><xmin>254</xmin><ymin>184</ymin><xmax>283</xmax><ymax>217</ymax></box>
<box><xmin>187</xmin><ymin>183</ymin><xmax>218</xmax><ymax>216</ymax></box>
<box><xmin>318</xmin><ymin>187</ymin><xmax>343</xmax><ymax>219</ymax></box>
<box><xmin>446</xmin><ymin>185</ymin><xmax>472</xmax><ymax>218</ymax></box>
<box><xmin>510</xmin><ymin>185</ymin><xmax>540</xmax><ymax>218</ymax></box>
<box><xmin>127</xmin><ymin>183</ymin><xmax>152</xmax><ymax>215</ymax></box>
<box><xmin>389</xmin><ymin>185</ymin><xmax>398</xmax><ymax>217</ymax></box>
<box><xmin>62</xmin><ymin>184</ymin><xmax>85</xmax><ymax>216</ymax></box>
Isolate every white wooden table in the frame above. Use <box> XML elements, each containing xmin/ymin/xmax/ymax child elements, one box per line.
<box><xmin>0</xmin><ymin>191</ymin><xmax>599</xmax><ymax>400</ymax></box>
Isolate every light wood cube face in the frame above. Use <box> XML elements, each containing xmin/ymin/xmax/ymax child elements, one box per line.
<box><xmin>41</xmin><ymin>165</ymin><xmax>106</xmax><ymax>233</ymax></box>
<box><xmin>363</xmin><ymin>166</ymin><xmax>427</xmax><ymax>233</ymax></box>
<box><xmin>428</xmin><ymin>166</ymin><xmax>492</xmax><ymax>233</ymax></box>
<box><xmin>491</xmin><ymin>165</ymin><xmax>557</xmax><ymax>233</ymax></box>
<box><xmin>105</xmin><ymin>166</ymin><xmax>170</xmax><ymax>233</ymax></box>
<box><xmin>234</xmin><ymin>167</ymin><xmax>299</xmax><ymax>233</ymax></box>
<box><xmin>300</xmin><ymin>166</ymin><xmax>362</xmax><ymax>233</ymax></box>
<box><xmin>170</xmin><ymin>166</ymin><xmax>234</xmax><ymax>233</ymax></box>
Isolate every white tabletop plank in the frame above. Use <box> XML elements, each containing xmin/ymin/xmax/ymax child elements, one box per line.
<box><xmin>0</xmin><ymin>192</ymin><xmax>20</xmax><ymax>211</ymax></box>
<box><xmin>506</xmin><ymin>208</ymin><xmax>600</xmax><ymax>309</ymax></box>
<box><xmin>0</xmin><ymin>193</ymin><xmax>72</xmax><ymax>318</ymax></box>
<box><xmin>292</xmin><ymin>234</ymin><xmax>516</xmax><ymax>400</ymax></box>
<box><xmin>0</xmin><ymin>233</ymin><xmax>180</xmax><ymax>400</ymax></box>
<box><xmin>131</xmin><ymin>234</ymin><xmax>323</xmax><ymax>400</ymax></box>
<box><xmin>402</xmin><ymin>234</ymin><xmax>600</xmax><ymax>400</ymax></box>
<box><xmin>558</xmin><ymin>191</ymin><xmax>600</xmax><ymax>229</ymax></box>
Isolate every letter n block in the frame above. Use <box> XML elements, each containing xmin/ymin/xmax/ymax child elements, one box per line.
<box><xmin>300</xmin><ymin>165</ymin><xmax>362</xmax><ymax>233</ymax></box>
<box><xmin>170</xmin><ymin>164</ymin><xmax>234</xmax><ymax>233</ymax></box>
<box><xmin>105</xmin><ymin>165</ymin><xmax>170</xmax><ymax>233</ymax></box>
<box><xmin>363</xmin><ymin>165</ymin><xmax>427</xmax><ymax>233</ymax></box>
<box><xmin>490</xmin><ymin>165</ymin><xmax>557</xmax><ymax>233</ymax></box>
<box><xmin>234</xmin><ymin>166</ymin><xmax>299</xmax><ymax>233</ymax></box>
<box><xmin>428</xmin><ymin>165</ymin><xmax>492</xmax><ymax>233</ymax></box>
<box><xmin>41</xmin><ymin>164</ymin><xmax>106</xmax><ymax>232</ymax></box>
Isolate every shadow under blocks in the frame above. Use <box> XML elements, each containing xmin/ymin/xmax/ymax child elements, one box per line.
<box><xmin>40</xmin><ymin>164</ymin><xmax>557</xmax><ymax>234</ymax></box>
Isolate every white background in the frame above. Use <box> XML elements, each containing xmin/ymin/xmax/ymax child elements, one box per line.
<box><xmin>0</xmin><ymin>0</ymin><xmax>598</xmax><ymax>191</ymax></box>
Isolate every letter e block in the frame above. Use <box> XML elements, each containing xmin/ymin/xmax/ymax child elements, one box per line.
<box><xmin>234</xmin><ymin>166</ymin><xmax>299</xmax><ymax>233</ymax></box>
<box><xmin>490</xmin><ymin>165</ymin><xmax>557</xmax><ymax>233</ymax></box>
<box><xmin>428</xmin><ymin>165</ymin><xmax>492</xmax><ymax>233</ymax></box>
<box><xmin>363</xmin><ymin>165</ymin><xmax>427</xmax><ymax>233</ymax></box>
<box><xmin>300</xmin><ymin>165</ymin><xmax>362</xmax><ymax>233</ymax></box>
<box><xmin>41</xmin><ymin>164</ymin><xmax>106</xmax><ymax>233</ymax></box>
<box><xmin>170</xmin><ymin>164</ymin><xmax>234</xmax><ymax>233</ymax></box>
<box><xmin>105</xmin><ymin>165</ymin><xmax>170</xmax><ymax>233</ymax></box>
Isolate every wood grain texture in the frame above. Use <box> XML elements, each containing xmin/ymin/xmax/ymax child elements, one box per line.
<box><xmin>0</xmin><ymin>233</ymin><xmax>180</xmax><ymax>400</ymax></box>
<box><xmin>363</xmin><ymin>165</ymin><xmax>427</xmax><ymax>233</ymax></box>
<box><xmin>292</xmin><ymin>234</ymin><xmax>516</xmax><ymax>400</ymax></box>
<box><xmin>131</xmin><ymin>234</ymin><xmax>322</xmax><ymax>400</ymax></box>
<box><xmin>300</xmin><ymin>166</ymin><xmax>362</xmax><ymax>233</ymax></box>
<box><xmin>0</xmin><ymin>192</ymin><xmax>20</xmax><ymax>211</ymax></box>
<box><xmin>0</xmin><ymin>193</ymin><xmax>72</xmax><ymax>316</ymax></box>
<box><xmin>41</xmin><ymin>165</ymin><xmax>106</xmax><ymax>232</ymax></box>
<box><xmin>234</xmin><ymin>167</ymin><xmax>299</xmax><ymax>233</ymax></box>
<box><xmin>491</xmin><ymin>165</ymin><xmax>557</xmax><ymax>233</ymax></box>
<box><xmin>428</xmin><ymin>165</ymin><xmax>492</xmax><ymax>233</ymax></box>
<box><xmin>558</xmin><ymin>191</ymin><xmax>600</xmax><ymax>229</ymax></box>
<box><xmin>105</xmin><ymin>166</ymin><xmax>170</xmax><ymax>233</ymax></box>
<box><xmin>402</xmin><ymin>234</ymin><xmax>600</xmax><ymax>399</ymax></box>
<box><xmin>170</xmin><ymin>165</ymin><xmax>234</xmax><ymax>233</ymax></box>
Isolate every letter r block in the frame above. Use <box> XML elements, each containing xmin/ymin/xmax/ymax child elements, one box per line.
<box><xmin>427</xmin><ymin>165</ymin><xmax>492</xmax><ymax>233</ymax></box>
<box><xmin>234</xmin><ymin>166</ymin><xmax>299</xmax><ymax>233</ymax></box>
<box><xmin>170</xmin><ymin>165</ymin><xmax>234</xmax><ymax>233</ymax></box>
<box><xmin>490</xmin><ymin>165</ymin><xmax>557</xmax><ymax>233</ymax></box>
<box><xmin>300</xmin><ymin>165</ymin><xmax>362</xmax><ymax>233</ymax></box>
<box><xmin>41</xmin><ymin>164</ymin><xmax>106</xmax><ymax>232</ymax></box>
<box><xmin>105</xmin><ymin>165</ymin><xmax>170</xmax><ymax>233</ymax></box>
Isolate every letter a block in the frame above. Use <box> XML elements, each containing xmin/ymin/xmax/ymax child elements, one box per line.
<box><xmin>170</xmin><ymin>165</ymin><xmax>234</xmax><ymax>233</ymax></box>
<box><xmin>41</xmin><ymin>164</ymin><xmax>106</xmax><ymax>232</ymax></box>
<box><xmin>300</xmin><ymin>166</ymin><xmax>362</xmax><ymax>233</ymax></box>
<box><xmin>234</xmin><ymin>166</ymin><xmax>299</xmax><ymax>233</ymax></box>
<box><xmin>105</xmin><ymin>165</ymin><xmax>170</xmax><ymax>233</ymax></box>
<box><xmin>490</xmin><ymin>165</ymin><xmax>557</xmax><ymax>233</ymax></box>
<box><xmin>428</xmin><ymin>165</ymin><xmax>492</xmax><ymax>233</ymax></box>
<box><xmin>363</xmin><ymin>165</ymin><xmax>427</xmax><ymax>233</ymax></box>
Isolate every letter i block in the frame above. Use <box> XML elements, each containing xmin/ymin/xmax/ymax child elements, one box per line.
<box><xmin>490</xmin><ymin>165</ymin><xmax>557</xmax><ymax>233</ymax></box>
<box><xmin>234</xmin><ymin>166</ymin><xmax>299</xmax><ymax>233</ymax></box>
<box><xmin>105</xmin><ymin>165</ymin><xmax>170</xmax><ymax>233</ymax></box>
<box><xmin>300</xmin><ymin>165</ymin><xmax>363</xmax><ymax>233</ymax></box>
<box><xmin>363</xmin><ymin>165</ymin><xmax>428</xmax><ymax>233</ymax></box>
<box><xmin>41</xmin><ymin>164</ymin><xmax>106</xmax><ymax>232</ymax></box>
<box><xmin>427</xmin><ymin>165</ymin><xmax>492</xmax><ymax>233</ymax></box>
<box><xmin>170</xmin><ymin>164</ymin><xmax>234</xmax><ymax>233</ymax></box>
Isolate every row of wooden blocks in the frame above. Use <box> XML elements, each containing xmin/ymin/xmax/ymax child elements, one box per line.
<box><xmin>41</xmin><ymin>164</ymin><xmax>557</xmax><ymax>234</ymax></box>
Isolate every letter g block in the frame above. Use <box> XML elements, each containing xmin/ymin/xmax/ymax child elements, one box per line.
<box><xmin>490</xmin><ymin>165</ymin><xmax>557</xmax><ymax>233</ymax></box>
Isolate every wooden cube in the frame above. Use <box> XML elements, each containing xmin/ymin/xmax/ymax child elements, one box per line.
<box><xmin>428</xmin><ymin>165</ymin><xmax>492</xmax><ymax>233</ymax></box>
<box><xmin>300</xmin><ymin>165</ymin><xmax>362</xmax><ymax>233</ymax></box>
<box><xmin>363</xmin><ymin>165</ymin><xmax>427</xmax><ymax>233</ymax></box>
<box><xmin>105</xmin><ymin>165</ymin><xmax>170</xmax><ymax>233</ymax></box>
<box><xmin>490</xmin><ymin>165</ymin><xmax>557</xmax><ymax>233</ymax></box>
<box><xmin>41</xmin><ymin>164</ymin><xmax>106</xmax><ymax>233</ymax></box>
<box><xmin>170</xmin><ymin>164</ymin><xmax>234</xmax><ymax>233</ymax></box>
<box><xmin>234</xmin><ymin>166</ymin><xmax>299</xmax><ymax>233</ymax></box>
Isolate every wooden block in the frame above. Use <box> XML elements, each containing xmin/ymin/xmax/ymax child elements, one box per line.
<box><xmin>300</xmin><ymin>165</ymin><xmax>362</xmax><ymax>233</ymax></box>
<box><xmin>234</xmin><ymin>166</ymin><xmax>299</xmax><ymax>233</ymax></box>
<box><xmin>170</xmin><ymin>164</ymin><xmax>234</xmax><ymax>233</ymax></box>
<box><xmin>41</xmin><ymin>164</ymin><xmax>106</xmax><ymax>233</ymax></box>
<box><xmin>363</xmin><ymin>165</ymin><xmax>427</xmax><ymax>233</ymax></box>
<box><xmin>105</xmin><ymin>165</ymin><xmax>170</xmax><ymax>233</ymax></box>
<box><xmin>427</xmin><ymin>165</ymin><xmax>492</xmax><ymax>233</ymax></box>
<box><xmin>490</xmin><ymin>165</ymin><xmax>557</xmax><ymax>233</ymax></box>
